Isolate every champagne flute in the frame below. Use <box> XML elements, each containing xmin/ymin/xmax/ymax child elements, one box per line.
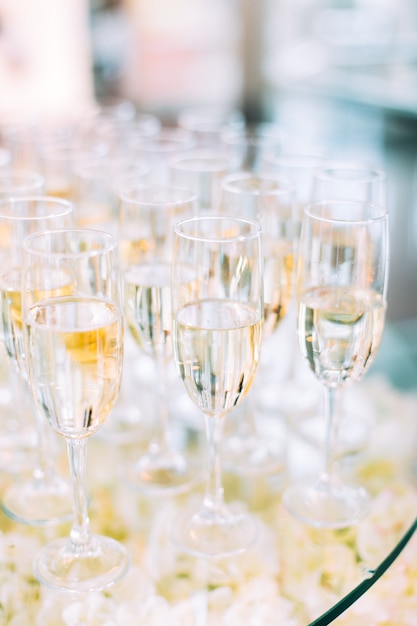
<box><xmin>219</xmin><ymin>172</ymin><xmax>296</xmax><ymax>476</ymax></box>
<box><xmin>169</xmin><ymin>149</ymin><xmax>238</xmax><ymax>215</ymax></box>
<box><xmin>303</xmin><ymin>161</ymin><xmax>388</xmax><ymax>456</ymax></box>
<box><xmin>133</xmin><ymin>128</ymin><xmax>196</xmax><ymax>185</ymax></box>
<box><xmin>0</xmin><ymin>196</ymin><xmax>74</xmax><ymax>525</ymax></box>
<box><xmin>311</xmin><ymin>161</ymin><xmax>387</xmax><ymax>206</ymax></box>
<box><xmin>73</xmin><ymin>157</ymin><xmax>149</xmax><ymax>236</ymax></box>
<box><xmin>171</xmin><ymin>215</ymin><xmax>264</xmax><ymax>557</ymax></box>
<box><xmin>1</xmin><ymin>121</ymin><xmax>73</xmax><ymax>172</ymax></box>
<box><xmin>262</xmin><ymin>151</ymin><xmax>329</xmax><ymax>240</ymax></box>
<box><xmin>221</xmin><ymin>125</ymin><xmax>286</xmax><ymax>173</ymax></box>
<box><xmin>42</xmin><ymin>144</ymin><xmax>108</xmax><ymax>200</ymax></box>
<box><xmin>119</xmin><ymin>185</ymin><xmax>198</xmax><ymax>494</ymax></box>
<box><xmin>260</xmin><ymin>151</ymin><xmax>329</xmax><ymax>421</ymax></box>
<box><xmin>92</xmin><ymin>111</ymin><xmax>161</xmax><ymax>158</ymax></box>
<box><xmin>282</xmin><ymin>199</ymin><xmax>389</xmax><ymax>528</ymax></box>
<box><xmin>177</xmin><ymin>105</ymin><xmax>245</xmax><ymax>148</ymax></box>
<box><xmin>23</xmin><ymin>228</ymin><xmax>129</xmax><ymax>591</ymax></box>
<box><xmin>0</xmin><ymin>171</ymin><xmax>46</xmax><ymax>474</ymax></box>
<box><xmin>0</xmin><ymin>170</ymin><xmax>45</xmax><ymax>197</ymax></box>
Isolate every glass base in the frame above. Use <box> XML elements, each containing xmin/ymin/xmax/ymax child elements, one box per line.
<box><xmin>33</xmin><ymin>534</ymin><xmax>130</xmax><ymax>592</ymax></box>
<box><xmin>2</xmin><ymin>474</ymin><xmax>73</xmax><ymax>526</ymax></box>
<box><xmin>222</xmin><ymin>432</ymin><xmax>285</xmax><ymax>477</ymax></box>
<box><xmin>124</xmin><ymin>449</ymin><xmax>199</xmax><ymax>496</ymax></box>
<box><xmin>282</xmin><ymin>478</ymin><xmax>371</xmax><ymax>529</ymax></box>
<box><xmin>171</xmin><ymin>504</ymin><xmax>258</xmax><ymax>558</ymax></box>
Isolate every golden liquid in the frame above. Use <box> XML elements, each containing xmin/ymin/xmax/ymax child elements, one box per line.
<box><xmin>173</xmin><ymin>299</ymin><xmax>263</xmax><ymax>415</ymax></box>
<box><xmin>76</xmin><ymin>200</ymin><xmax>115</xmax><ymax>229</ymax></box>
<box><xmin>298</xmin><ymin>285</ymin><xmax>385</xmax><ymax>387</ymax></box>
<box><xmin>27</xmin><ymin>296</ymin><xmax>123</xmax><ymax>437</ymax></box>
<box><xmin>119</xmin><ymin>237</ymin><xmax>159</xmax><ymax>268</ymax></box>
<box><xmin>45</xmin><ymin>185</ymin><xmax>72</xmax><ymax>200</ymax></box>
<box><xmin>263</xmin><ymin>240</ymin><xmax>294</xmax><ymax>336</ymax></box>
<box><xmin>0</xmin><ymin>268</ymin><xmax>73</xmax><ymax>367</ymax></box>
<box><xmin>123</xmin><ymin>262</ymin><xmax>172</xmax><ymax>358</ymax></box>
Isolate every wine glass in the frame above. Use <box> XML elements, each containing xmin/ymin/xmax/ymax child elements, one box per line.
<box><xmin>302</xmin><ymin>161</ymin><xmax>389</xmax><ymax>456</ymax></box>
<box><xmin>221</xmin><ymin>125</ymin><xmax>286</xmax><ymax>173</ymax></box>
<box><xmin>92</xmin><ymin>110</ymin><xmax>161</xmax><ymax>158</ymax></box>
<box><xmin>1</xmin><ymin>121</ymin><xmax>73</xmax><ymax>172</ymax></box>
<box><xmin>119</xmin><ymin>185</ymin><xmax>198</xmax><ymax>494</ymax></box>
<box><xmin>282</xmin><ymin>199</ymin><xmax>389</xmax><ymax>528</ymax></box>
<box><xmin>171</xmin><ymin>215</ymin><xmax>264</xmax><ymax>557</ymax></box>
<box><xmin>0</xmin><ymin>170</ymin><xmax>45</xmax><ymax>197</ymax></box>
<box><xmin>311</xmin><ymin>161</ymin><xmax>387</xmax><ymax>206</ymax></box>
<box><xmin>42</xmin><ymin>143</ymin><xmax>108</xmax><ymax>200</ymax></box>
<box><xmin>169</xmin><ymin>149</ymin><xmax>238</xmax><ymax>215</ymax></box>
<box><xmin>73</xmin><ymin>157</ymin><xmax>149</xmax><ymax>236</ymax></box>
<box><xmin>260</xmin><ymin>151</ymin><xmax>329</xmax><ymax>421</ymax></box>
<box><xmin>177</xmin><ymin>105</ymin><xmax>245</xmax><ymax>148</ymax></box>
<box><xmin>262</xmin><ymin>151</ymin><xmax>329</xmax><ymax>238</ymax></box>
<box><xmin>133</xmin><ymin>128</ymin><xmax>196</xmax><ymax>185</ymax></box>
<box><xmin>219</xmin><ymin>172</ymin><xmax>296</xmax><ymax>476</ymax></box>
<box><xmin>0</xmin><ymin>171</ymin><xmax>46</xmax><ymax>473</ymax></box>
<box><xmin>23</xmin><ymin>227</ymin><xmax>129</xmax><ymax>591</ymax></box>
<box><xmin>0</xmin><ymin>196</ymin><xmax>74</xmax><ymax>525</ymax></box>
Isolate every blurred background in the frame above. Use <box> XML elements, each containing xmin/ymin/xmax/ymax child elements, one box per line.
<box><xmin>0</xmin><ymin>0</ymin><xmax>416</xmax><ymax>385</ymax></box>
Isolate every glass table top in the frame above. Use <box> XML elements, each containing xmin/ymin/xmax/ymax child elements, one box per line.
<box><xmin>0</xmin><ymin>323</ymin><xmax>416</xmax><ymax>625</ymax></box>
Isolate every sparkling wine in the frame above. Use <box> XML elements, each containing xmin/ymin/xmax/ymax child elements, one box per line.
<box><xmin>123</xmin><ymin>261</ymin><xmax>172</xmax><ymax>358</ymax></box>
<box><xmin>76</xmin><ymin>201</ymin><xmax>115</xmax><ymax>229</ymax></box>
<box><xmin>45</xmin><ymin>185</ymin><xmax>72</xmax><ymax>200</ymax></box>
<box><xmin>173</xmin><ymin>299</ymin><xmax>263</xmax><ymax>415</ymax></box>
<box><xmin>27</xmin><ymin>296</ymin><xmax>123</xmax><ymax>437</ymax></box>
<box><xmin>119</xmin><ymin>238</ymin><xmax>160</xmax><ymax>268</ymax></box>
<box><xmin>0</xmin><ymin>269</ymin><xmax>72</xmax><ymax>369</ymax></box>
<box><xmin>298</xmin><ymin>286</ymin><xmax>385</xmax><ymax>387</ymax></box>
<box><xmin>263</xmin><ymin>240</ymin><xmax>294</xmax><ymax>336</ymax></box>
<box><xmin>0</xmin><ymin>269</ymin><xmax>22</xmax><ymax>363</ymax></box>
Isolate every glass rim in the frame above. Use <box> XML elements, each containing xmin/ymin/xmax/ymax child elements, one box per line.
<box><xmin>170</xmin><ymin>150</ymin><xmax>237</xmax><ymax>172</ymax></box>
<box><xmin>174</xmin><ymin>214</ymin><xmax>262</xmax><ymax>242</ymax></box>
<box><xmin>42</xmin><ymin>143</ymin><xmax>108</xmax><ymax>160</ymax></box>
<box><xmin>0</xmin><ymin>169</ymin><xmax>44</xmax><ymax>181</ymax></box>
<box><xmin>221</xmin><ymin>171</ymin><xmax>295</xmax><ymax>195</ymax></box>
<box><xmin>0</xmin><ymin>170</ymin><xmax>45</xmax><ymax>193</ymax></box>
<box><xmin>0</xmin><ymin>195</ymin><xmax>73</xmax><ymax>220</ymax></box>
<box><xmin>137</xmin><ymin>127</ymin><xmax>196</xmax><ymax>150</ymax></box>
<box><xmin>264</xmin><ymin>152</ymin><xmax>327</xmax><ymax>168</ymax></box>
<box><xmin>119</xmin><ymin>185</ymin><xmax>198</xmax><ymax>207</ymax></box>
<box><xmin>96</xmin><ymin>111</ymin><xmax>161</xmax><ymax>132</ymax></box>
<box><xmin>178</xmin><ymin>105</ymin><xmax>245</xmax><ymax>129</ymax></box>
<box><xmin>304</xmin><ymin>199</ymin><xmax>388</xmax><ymax>224</ymax></box>
<box><xmin>23</xmin><ymin>227</ymin><xmax>117</xmax><ymax>257</ymax></box>
<box><xmin>313</xmin><ymin>161</ymin><xmax>387</xmax><ymax>183</ymax></box>
<box><xmin>222</xmin><ymin>131</ymin><xmax>285</xmax><ymax>147</ymax></box>
<box><xmin>74</xmin><ymin>159</ymin><xmax>149</xmax><ymax>181</ymax></box>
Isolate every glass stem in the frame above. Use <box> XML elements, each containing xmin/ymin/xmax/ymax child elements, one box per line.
<box><xmin>148</xmin><ymin>351</ymin><xmax>170</xmax><ymax>456</ymax></box>
<box><xmin>66</xmin><ymin>438</ymin><xmax>90</xmax><ymax>548</ymax></box>
<box><xmin>239</xmin><ymin>393</ymin><xmax>257</xmax><ymax>437</ymax></box>
<box><xmin>322</xmin><ymin>385</ymin><xmax>338</xmax><ymax>484</ymax></box>
<box><xmin>203</xmin><ymin>413</ymin><xmax>225</xmax><ymax>514</ymax></box>
<box><xmin>21</xmin><ymin>374</ymin><xmax>55</xmax><ymax>483</ymax></box>
<box><xmin>33</xmin><ymin>410</ymin><xmax>56</xmax><ymax>481</ymax></box>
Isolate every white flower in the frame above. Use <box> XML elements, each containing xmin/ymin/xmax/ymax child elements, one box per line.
<box><xmin>1</xmin><ymin>376</ymin><xmax>416</xmax><ymax>626</ymax></box>
<box><xmin>0</xmin><ymin>532</ymin><xmax>40</xmax><ymax>624</ymax></box>
<box><xmin>356</xmin><ymin>483</ymin><xmax>417</xmax><ymax>565</ymax></box>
